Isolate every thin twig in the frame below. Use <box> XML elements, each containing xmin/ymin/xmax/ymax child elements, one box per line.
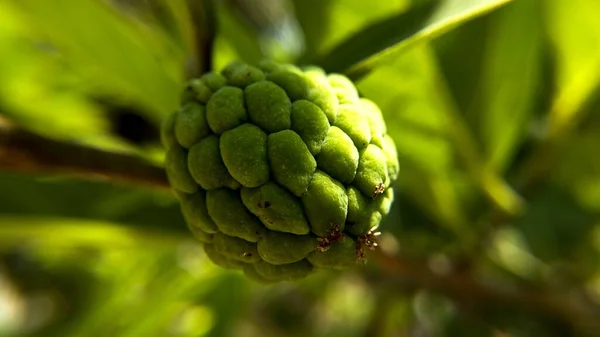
<box><xmin>0</xmin><ymin>117</ymin><xmax>170</xmax><ymax>191</ymax></box>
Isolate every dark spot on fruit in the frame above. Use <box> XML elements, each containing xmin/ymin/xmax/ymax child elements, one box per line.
<box><xmin>258</xmin><ymin>200</ymin><xmax>271</xmax><ymax>208</ymax></box>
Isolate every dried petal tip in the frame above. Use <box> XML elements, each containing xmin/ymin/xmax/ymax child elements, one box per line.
<box><xmin>356</xmin><ymin>230</ymin><xmax>381</xmax><ymax>263</ymax></box>
<box><xmin>316</xmin><ymin>223</ymin><xmax>344</xmax><ymax>252</ymax></box>
<box><xmin>372</xmin><ymin>183</ymin><xmax>385</xmax><ymax>199</ymax></box>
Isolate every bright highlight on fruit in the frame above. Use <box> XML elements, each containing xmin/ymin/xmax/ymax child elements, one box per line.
<box><xmin>163</xmin><ymin>60</ymin><xmax>399</xmax><ymax>283</ymax></box>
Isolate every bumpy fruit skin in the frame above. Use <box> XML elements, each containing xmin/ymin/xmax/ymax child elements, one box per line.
<box><xmin>163</xmin><ymin>60</ymin><xmax>399</xmax><ymax>283</ymax></box>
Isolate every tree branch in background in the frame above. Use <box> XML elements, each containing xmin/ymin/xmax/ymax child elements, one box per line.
<box><xmin>186</xmin><ymin>0</ymin><xmax>217</xmax><ymax>77</ymax></box>
<box><xmin>1</xmin><ymin>116</ymin><xmax>599</xmax><ymax>334</ymax></box>
<box><xmin>0</xmin><ymin>117</ymin><xmax>170</xmax><ymax>191</ymax></box>
<box><xmin>371</xmin><ymin>250</ymin><xmax>600</xmax><ymax>336</ymax></box>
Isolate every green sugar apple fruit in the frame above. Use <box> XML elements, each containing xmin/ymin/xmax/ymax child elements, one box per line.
<box><xmin>162</xmin><ymin>60</ymin><xmax>399</xmax><ymax>283</ymax></box>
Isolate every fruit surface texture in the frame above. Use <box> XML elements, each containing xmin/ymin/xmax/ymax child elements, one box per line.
<box><xmin>163</xmin><ymin>60</ymin><xmax>399</xmax><ymax>283</ymax></box>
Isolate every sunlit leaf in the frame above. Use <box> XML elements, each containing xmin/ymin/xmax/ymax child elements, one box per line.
<box><xmin>431</xmin><ymin>12</ymin><xmax>489</xmax><ymax>124</ymax></box>
<box><xmin>0</xmin><ymin>2</ymin><xmax>109</xmax><ymax>141</ymax></box>
<box><xmin>511</xmin><ymin>0</ymin><xmax>600</xmax><ymax>199</ymax></box>
<box><xmin>435</xmin><ymin>0</ymin><xmax>544</xmax><ymax>174</ymax></box>
<box><xmin>313</xmin><ymin>0</ymin><xmax>513</xmax><ymax>78</ymax></box>
<box><xmin>545</xmin><ymin>0</ymin><xmax>600</xmax><ymax>135</ymax></box>
<box><xmin>477</xmin><ymin>0</ymin><xmax>543</xmax><ymax>171</ymax></box>
<box><xmin>0</xmin><ymin>218</ymin><xmax>182</xmax><ymax>248</ymax></box>
<box><xmin>358</xmin><ymin>46</ymin><xmax>470</xmax><ymax>235</ymax></box>
<box><xmin>293</xmin><ymin>0</ymin><xmax>409</xmax><ymax>60</ymax></box>
<box><xmin>12</xmin><ymin>0</ymin><xmax>184</xmax><ymax>122</ymax></box>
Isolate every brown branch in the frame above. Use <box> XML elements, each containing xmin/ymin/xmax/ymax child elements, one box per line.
<box><xmin>371</xmin><ymin>250</ymin><xmax>600</xmax><ymax>336</ymax></box>
<box><xmin>0</xmin><ymin>117</ymin><xmax>170</xmax><ymax>191</ymax></box>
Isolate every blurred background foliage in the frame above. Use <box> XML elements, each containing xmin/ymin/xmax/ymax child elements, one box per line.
<box><xmin>0</xmin><ymin>0</ymin><xmax>599</xmax><ymax>336</ymax></box>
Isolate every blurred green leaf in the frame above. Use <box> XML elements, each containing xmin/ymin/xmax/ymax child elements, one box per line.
<box><xmin>358</xmin><ymin>46</ymin><xmax>468</xmax><ymax>234</ymax></box>
<box><xmin>549</xmin><ymin>108</ymin><xmax>600</xmax><ymax>280</ymax></box>
<box><xmin>510</xmin><ymin>0</ymin><xmax>600</xmax><ymax>202</ymax></box>
<box><xmin>0</xmin><ymin>2</ymin><xmax>108</xmax><ymax>141</ymax></box>
<box><xmin>553</xmin><ymin>120</ymin><xmax>600</xmax><ymax>212</ymax></box>
<box><xmin>313</xmin><ymin>0</ymin><xmax>513</xmax><ymax>78</ymax></box>
<box><xmin>385</xmin><ymin>191</ymin><xmax>463</xmax><ymax>259</ymax></box>
<box><xmin>0</xmin><ymin>218</ymin><xmax>182</xmax><ymax>250</ymax></box>
<box><xmin>516</xmin><ymin>184</ymin><xmax>597</xmax><ymax>263</ymax></box>
<box><xmin>442</xmin><ymin>312</ymin><xmax>495</xmax><ymax>337</ymax></box>
<box><xmin>431</xmin><ymin>12</ymin><xmax>489</xmax><ymax>124</ymax></box>
<box><xmin>12</xmin><ymin>0</ymin><xmax>185</xmax><ymax>122</ymax></box>
<box><xmin>360</xmin><ymin>47</ymin><xmax>454</xmax><ymax>176</ymax></box>
<box><xmin>43</xmin><ymin>245</ymin><xmax>218</xmax><ymax>337</ymax></box>
<box><xmin>477</xmin><ymin>0</ymin><xmax>543</xmax><ymax>172</ymax></box>
<box><xmin>544</xmin><ymin>0</ymin><xmax>600</xmax><ymax>136</ymax></box>
<box><xmin>412</xmin><ymin>291</ymin><xmax>454</xmax><ymax>335</ymax></box>
<box><xmin>486</xmin><ymin>227</ymin><xmax>547</xmax><ymax>281</ymax></box>
<box><xmin>0</xmin><ymin>173</ymin><xmax>186</xmax><ymax>235</ymax></box>
<box><xmin>293</xmin><ymin>0</ymin><xmax>409</xmax><ymax>61</ymax></box>
<box><xmin>433</xmin><ymin>0</ymin><xmax>544</xmax><ymax>173</ymax></box>
<box><xmin>211</xmin><ymin>0</ymin><xmax>265</xmax><ymax>71</ymax></box>
<box><xmin>201</xmin><ymin>275</ymin><xmax>252</xmax><ymax>337</ymax></box>
<box><xmin>359</xmin><ymin>44</ymin><xmax>523</xmax><ymax>237</ymax></box>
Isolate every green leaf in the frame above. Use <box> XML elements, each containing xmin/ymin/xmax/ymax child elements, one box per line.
<box><xmin>0</xmin><ymin>2</ymin><xmax>107</xmax><ymax>141</ymax></box>
<box><xmin>544</xmin><ymin>0</ymin><xmax>600</xmax><ymax>136</ymax></box>
<box><xmin>13</xmin><ymin>0</ymin><xmax>184</xmax><ymax>122</ymax></box>
<box><xmin>486</xmin><ymin>227</ymin><xmax>546</xmax><ymax>282</ymax></box>
<box><xmin>359</xmin><ymin>43</ymin><xmax>523</xmax><ymax>236</ymax></box>
<box><xmin>211</xmin><ymin>1</ymin><xmax>265</xmax><ymax>71</ymax></box>
<box><xmin>431</xmin><ymin>12</ymin><xmax>489</xmax><ymax>124</ymax></box>
<box><xmin>553</xmin><ymin>118</ymin><xmax>600</xmax><ymax>212</ymax></box>
<box><xmin>0</xmin><ymin>173</ymin><xmax>187</xmax><ymax>235</ymax></box>
<box><xmin>358</xmin><ymin>46</ymin><xmax>470</xmax><ymax>235</ymax></box>
<box><xmin>385</xmin><ymin>189</ymin><xmax>464</xmax><ymax>259</ymax></box>
<box><xmin>515</xmin><ymin>184</ymin><xmax>597</xmax><ymax>264</ymax></box>
<box><xmin>292</xmin><ymin>0</ymin><xmax>409</xmax><ymax>60</ymax></box>
<box><xmin>469</xmin><ymin>0</ymin><xmax>543</xmax><ymax>172</ymax></box>
<box><xmin>434</xmin><ymin>0</ymin><xmax>543</xmax><ymax>173</ymax></box>
<box><xmin>509</xmin><ymin>0</ymin><xmax>600</xmax><ymax>200</ymax></box>
<box><xmin>313</xmin><ymin>0</ymin><xmax>513</xmax><ymax>78</ymax></box>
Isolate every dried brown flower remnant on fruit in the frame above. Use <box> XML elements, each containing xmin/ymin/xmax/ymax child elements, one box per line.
<box><xmin>316</xmin><ymin>223</ymin><xmax>345</xmax><ymax>252</ymax></box>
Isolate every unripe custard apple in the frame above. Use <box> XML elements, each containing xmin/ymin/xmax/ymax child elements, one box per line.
<box><xmin>162</xmin><ymin>60</ymin><xmax>399</xmax><ymax>283</ymax></box>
